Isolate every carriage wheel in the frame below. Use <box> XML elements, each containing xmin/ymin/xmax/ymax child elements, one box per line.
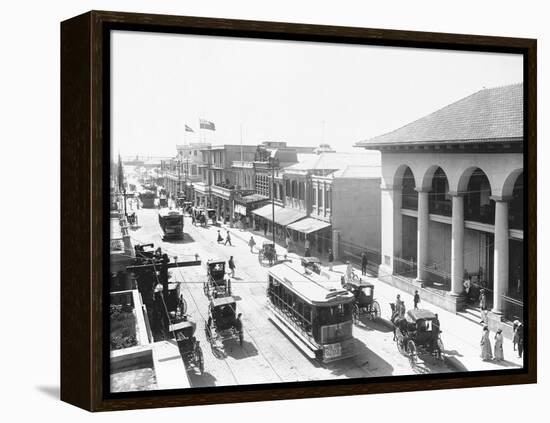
<box><xmin>370</xmin><ymin>301</ymin><xmax>381</xmax><ymax>320</ymax></box>
<box><xmin>195</xmin><ymin>346</ymin><xmax>204</xmax><ymax>373</ymax></box>
<box><xmin>178</xmin><ymin>295</ymin><xmax>187</xmax><ymax>316</ymax></box>
<box><xmin>352</xmin><ymin>304</ymin><xmax>360</xmax><ymax>324</ymax></box>
<box><xmin>407</xmin><ymin>340</ymin><xmax>418</xmax><ymax>365</ymax></box>
<box><xmin>437</xmin><ymin>338</ymin><xmax>445</xmax><ymax>358</ymax></box>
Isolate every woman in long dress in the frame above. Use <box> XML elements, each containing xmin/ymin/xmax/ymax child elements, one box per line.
<box><xmin>480</xmin><ymin>326</ymin><xmax>493</xmax><ymax>361</ymax></box>
<box><xmin>494</xmin><ymin>329</ymin><xmax>504</xmax><ymax>361</ymax></box>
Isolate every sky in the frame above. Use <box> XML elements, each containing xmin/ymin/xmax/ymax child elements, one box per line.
<box><xmin>111</xmin><ymin>30</ymin><xmax>523</xmax><ymax>158</ymax></box>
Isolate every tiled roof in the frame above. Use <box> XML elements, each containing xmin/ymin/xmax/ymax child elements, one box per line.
<box><xmin>356</xmin><ymin>83</ymin><xmax>523</xmax><ymax>147</ymax></box>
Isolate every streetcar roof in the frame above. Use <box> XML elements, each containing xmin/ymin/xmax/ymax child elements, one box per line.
<box><xmin>268</xmin><ymin>263</ymin><xmax>354</xmax><ymax>305</ymax></box>
<box><xmin>158</xmin><ymin>208</ymin><xmax>183</xmax><ymax>217</ymax></box>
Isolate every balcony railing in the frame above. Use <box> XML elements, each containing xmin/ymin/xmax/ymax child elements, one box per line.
<box><xmin>429</xmin><ymin>199</ymin><xmax>452</xmax><ymax>216</ymax></box>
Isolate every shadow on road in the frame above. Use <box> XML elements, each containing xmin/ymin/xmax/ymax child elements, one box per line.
<box><xmin>187</xmin><ymin>371</ymin><xmax>218</xmax><ymax>388</ymax></box>
<box><xmin>326</xmin><ymin>338</ymin><xmax>394</xmax><ymax>378</ymax></box>
<box><xmin>354</xmin><ymin>317</ymin><xmax>393</xmax><ymax>333</ymax></box>
<box><xmin>224</xmin><ymin>339</ymin><xmax>259</xmax><ymax>360</ymax></box>
<box><xmin>165</xmin><ymin>233</ymin><xmax>195</xmax><ymax>244</ymax></box>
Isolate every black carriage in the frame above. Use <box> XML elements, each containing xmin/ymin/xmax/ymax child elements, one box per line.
<box><xmin>205</xmin><ymin>296</ymin><xmax>243</xmax><ymax>351</ymax></box>
<box><xmin>203</xmin><ymin>259</ymin><xmax>232</xmax><ymax>299</ymax></box>
<box><xmin>391</xmin><ymin>308</ymin><xmax>444</xmax><ymax>364</ymax></box>
<box><xmin>133</xmin><ymin>243</ymin><xmax>156</xmax><ymax>262</ymax></box>
<box><xmin>344</xmin><ymin>279</ymin><xmax>381</xmax><ymax>323</ymax></box>
<box><xmin>258</xmin><ymin>241</ymin><xmax>277</xmax><ymax>266</ymax></box>
<box><xmin>170</xmin><ymin>318</ymin><xmax>204</xmax><ymax>374</ymax></box>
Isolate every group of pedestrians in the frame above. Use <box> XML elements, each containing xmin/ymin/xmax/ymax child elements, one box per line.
<box><xmin>216</xmin><ymin>229</ymin><xmax>232</xmax><ymax>246</ymax></box>
<box><xmin>480</xmin><ymin>320</ymin><xmax>523</xmax><ymax>362</ymax></box>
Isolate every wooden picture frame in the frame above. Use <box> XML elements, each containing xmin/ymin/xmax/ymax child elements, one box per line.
<box><xmin>61</xmin><ymin>10</ymin><xmax>536</xmax><ymax>412</ymax></box>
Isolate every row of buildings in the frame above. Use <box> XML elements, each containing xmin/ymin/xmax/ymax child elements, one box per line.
<box><xmin>160</xmin><ymin>141</ymin><xmax>383</xmax><ymax>264</ymax></box>
<box><xmin>159</xmin><ymin>83</ymin><xmax>525</xmax><ymax>328</ymax></box>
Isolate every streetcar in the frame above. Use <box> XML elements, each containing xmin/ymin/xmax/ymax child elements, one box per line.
<box><xmin>158</xmin><ymin>208</ymin><xmax>184</xmax><ymax>240</ymax></box>
<box><xmin>266</xmin><ymin>263</ymin><xmax>356</xmax><ymax>363</ymax></box>
<box><xmin>139</xmin><ymin>190</ymin><xmax>157</xmax><ymax>208</ymax></box>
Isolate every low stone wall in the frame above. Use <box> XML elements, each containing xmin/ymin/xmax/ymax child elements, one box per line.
<box><xmin>378</xmin><ymin>268</ymin><xmax>465</xmax><ymax>313</ymax></box>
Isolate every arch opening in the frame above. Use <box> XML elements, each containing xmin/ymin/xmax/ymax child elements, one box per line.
<box><xmin>428</xmin><ymin>167</ymin><xmax>451</xmax><ymax>216</ymax></box>
<box><xmin>464</xmin><ymin>168</ymin><xmax>494</xmax><ymax>224</ymax></box>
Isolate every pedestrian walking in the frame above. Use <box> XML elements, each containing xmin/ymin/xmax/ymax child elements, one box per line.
<box><xmin>413</xmin><ymin>290</ymin><xmax>420</xmax><ymax>309</ymax></box>
<box><xmin>217</xmin><ymin>230</ymin><xmax>223</xmax><ymax>243</ymax></box>
<box><xmin>479</xmin><ymin>288</ymin><xmax>488</xmax><ymax>324</ymax></box>
<box><xmin>480</xmin><ymin>325</ymin><xmax>493</xmax><ymax>361</ymax></box>
<box><xmin>263</xmin><ymin>222</ymin><xmax>268</xmax><ymax>236</ymax></box>
<box><xmin>395</xmin><ymin>294</ymin><xmax>405</xmax><ymax>318</ymax></box>
<box><xmin>494</xmin><ymin>328</ymin><xmax>504</xmax><ymax>361</ymax></box>
<box><xmin>304</xmin><ymin>237</ymin><xmax>311</xmax><ymax>257</ymax></box>
<box><xmin>516</xmin><ymin>321</ymin><xmax>524</xmax><ymax>358</ymax></box>
<box><xmin>512</xmin><ymin>320</ymin><xmax>520</xmax><ymax>351</ymax></box>
<box><xmin>224</xmin><ymin>230</ymin><xmax>232</xmax><ymax>246</ymax></box>
<box><xmin>361</xmin><ymin>252</ymin><xmax>368</xmax><ymax>276</ymax></box>
<box><xmin>285</xmin><ymin>235</ymin><xmax>291</xmax><ymax>250</ymax></box>
<box><xmin>328</xmin><ymin>249</ymin><xmax>334</xmax><ymax>271</ymax></box>
<box><xmin>248</xmin><ymin>236</ymin><xmax>256</xmax><ymax>253</ymax></box>
<box><xmin>228</xmin><ymin>256</ymin><xmax>236</xmax><ymax>277</ymax></box>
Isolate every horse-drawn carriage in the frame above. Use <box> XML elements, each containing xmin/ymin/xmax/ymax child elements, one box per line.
<box><xmin>390</xmin><ymin>307</ymin><xmax>444</xmax><ymax>365</ymax></box>
<box><xmin>193</xmin><ymin>207</ymin><xmax>217</xmax><ymax>226</ymax></box>
<box><xmin>258</xmin><ymin>241</ymin><xmax>277</xmax><ymax>266</ymax></box>
<box><xmin>170</xmin><ymin>317</ymin><xmax>204</xmax><ymax>374</ymax></box>
<box><xmin>203</xmin><ymin>259</ymin><xmax>232</xmax><ymax>299</ymax></box>
<box><xmin>205</xmin><ymin>296</ymin><xmax>243</xmax><ymax>352</ymax></box>
<box><xmin>343</xmin><ymin>279</ymin><xmax>381</xmax><ymax>323</ymax></box>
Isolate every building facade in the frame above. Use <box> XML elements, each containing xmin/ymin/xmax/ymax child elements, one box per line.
<box><xmin>356</xmin><ymin>83</ymin><xmax>524</xmax><ymax>322</ymax></box>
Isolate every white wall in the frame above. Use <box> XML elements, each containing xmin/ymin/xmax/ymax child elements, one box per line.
<box><xmin>332</xmin><ymin>178</ymin><xmax>381</xmax><ymax>260</ymax></box>
<box><xmin>4</xmin><ymin>1</ymin><xmax>547</xmax><ymax>422</ymax></box>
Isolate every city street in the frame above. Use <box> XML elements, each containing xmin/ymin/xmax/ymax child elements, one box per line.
<box><xmin>129</xmin><ymin>206</ymin><xmax>464</xmax><ymax>388</ymax></box>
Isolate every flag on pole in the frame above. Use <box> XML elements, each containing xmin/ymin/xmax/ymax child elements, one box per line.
<box><xmin>185</xmin><ymin>124</ymin><xmax>194</xmax><ymax>132</ymax></box>
<box><xmin>199</xmin><ymin>119</ymin><xmax>216</xmax><ymax>131</ymax></box>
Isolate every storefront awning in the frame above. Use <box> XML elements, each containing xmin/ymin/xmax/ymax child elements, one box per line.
<box><xmin>287</xmin><ymin>217</ymin><xmax>331</xmax><ymax>234</ymax></box>
<box><xmin>252</xmin><ymin>204</ymin><xmax>306</xmax><ymax>226</ymax></box>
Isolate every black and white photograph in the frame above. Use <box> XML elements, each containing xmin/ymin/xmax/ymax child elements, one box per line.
<box><xmin>108</xmin><ymin>29</ymin><xmax>526</xmax><ymax>393</ymax></box>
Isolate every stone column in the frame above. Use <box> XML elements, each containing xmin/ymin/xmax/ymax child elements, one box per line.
<box><xmin>379</xmin><ymin>185</ymin><xmax>402</xmax><ymax>277</ymax></box>
<box><xmin>450</xmin><ymin>194</ymin><xmax>464</xmax><ymax>296</ymax></box>
<box><xmin>492</xmin><ymin>198</ymin><xmax>509</xmax><ymax>315</ymax></box>
<box><xmin>415</xmin><ymin>189</ymin><xmax>430</xmax><ymax>284</ymax></box>
<box><xmin>332</xmin><ymin>229</ymin><xmax>341</xmax><ymax>260</ymax></box>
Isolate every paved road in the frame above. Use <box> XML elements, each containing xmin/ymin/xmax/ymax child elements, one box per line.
<box><xmin>129</xmin><ymin>208</ymin><xmax>453</xmax><ymax>388</ymax></box>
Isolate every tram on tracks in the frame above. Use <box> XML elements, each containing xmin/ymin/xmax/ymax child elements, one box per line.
<box><xmin>266</xmin><ymin>263</ymin><xmax>357</xmax><ymax>363</ymax></box>
<box><xmin>158</xmin><ymin>208</ymin><xmax>184</xmax><ymax>240</ymax></box>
